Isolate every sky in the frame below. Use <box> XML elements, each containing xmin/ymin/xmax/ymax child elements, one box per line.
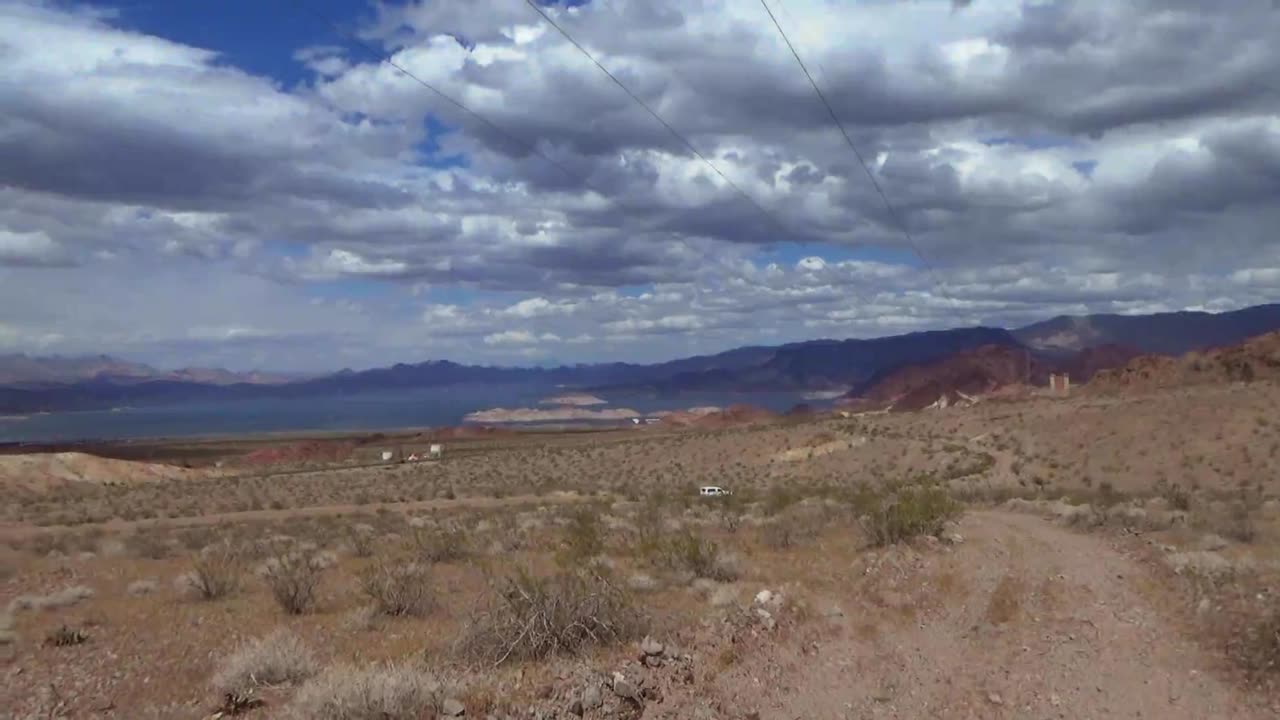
<box><xmin>1</xmin><ymin>0</ymin><xmax>1278</xmax><ymax>372</ymax></box>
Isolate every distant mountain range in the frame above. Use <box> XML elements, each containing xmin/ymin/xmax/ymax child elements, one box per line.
<box><xmin>1</xmin><ymin>303</ymin><xmax>1277</xmax><ymax>414</ymax></box>
<box><xmin>0</xmin><ymin>354</ymin><xmax>302</xmax><ymax>388</ymax></box>
<box><xmin>1011</xmin><ymin>304</ymin><xmax>1280</xmax><ymax>355</ymax></box>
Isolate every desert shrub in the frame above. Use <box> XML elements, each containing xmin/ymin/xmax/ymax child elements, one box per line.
<box><xmin>8</xmin><ymin>585</ymin><xmax>95</xmax><ymax>613</ymax></box>
<box><xmin>125</xmin><ymin>532</ymin><xmax>172</xmax><ymax>560</ymax></box>
<box><xmin>286</xmin><ymin>663</ymin><xmax>446</xmax><ymax>720</ymax></box>
<box><xmin>1226</xmin><ymin>602</ymin><xmax>1280</xmax><ymax>682</ymax></box>
<box><xmin>342</xmin><ymin>605</ymin><xmax>384</xmax><ymax>633</ymax></box>
<box><xmin>409</xmin><ymin>522</ymin><xmax>469</xmax><ymax>564</ymax></box>
<box><xmin>458</xmin><ymin>568</ymin><xmax>646</xmax><ymax>666</ymax></box>
<box><xmin>345</xmin><ymin>524</ymin><xmax>378</xmax><ymax>558</ymax></box>
<box><xmin>1223</xmin><ymin>501</ymin><xmax>1258</xmax><ymax>544</ymax></box>
<box><xmin>0</xmin><ymin>611</ymin><xmax>14</xmax><ymax>645</ymax></box>
<box><xmin>714</xmin><ymin>490</ymin><xmax>750</xmax><ymax>533</ymax></box>
<box><xmin>761</xmin><ymin>502</ymin><xmax>827</xmax><ymax>549</ymax></box>
<box><xmin>44</xmin><ymin>625</ymin><xmax>88</xmax><ymax>647</ymax></box>
<box><xmin>310</xmin><ymin>549</ymin><xmax>340</xmax><ymax>570</ymax></box>
<box><xmin>1193</xmin><ymin>496</ymin><xmax>1260</xmax><ymax>544</ymax></box>
<box><xmin>1096</xmin><ymin>481</ymin><xmax>1124</xmax><ymax>509</ymax></box>
<box><xmin>763</xmin><ymin>485</ymin><xmax>801</xmax><ymax>516</ymax></box>
<box><xmin>1157</xmin><ymin>481</ymin><xmax>1193</xmax><ymax>512</ymax></box>
<box><xmin>632</xmin><ymin>503</ymin><xmax>667</xmax><ymax>562</ymax></box>
<box><xmin>658</xmin><ymin>529</ymin><xmax>739</xmax><ymax>582</ymax></box>
<box><xmin>865</xmin><ymin>485</ymin><xmax>961</xmax><ymax>547</ymax></box>
<box><xmin>359</xmin><ymin>559</ymin><xmax>435</xmax><ymax>617</ymax></box>
<box><xmin>178</xmin><ymin>542</ymin><xmax>243</xmax><ymax>601</ymax></box>
<box><xmin>211</xmin><ymin>628</ymin><xmax>318</xmax><ymax>697</ymax></box>
<box><xmin>557</xmin><ymin>508</ymin><xmax>605</xmax><ymax>565</ymax></box>
<box><xmin>261</xmin><ymin>551</ymin><xmax>325</xmax><ymax>615</ymax></box>
<box><xmin>760</xmin><ymin>519</ymin><xmax>804</xmax><ymax>550</ymax></box>
<box><xmin>176</xmin><ymin>527</ymin><xmax>217</xmax><ymax>552</ymax></box>
<box><xmin>127</xmin><ymin>579</ymin><xmax>159</xmax><ymax>597</ymax></box>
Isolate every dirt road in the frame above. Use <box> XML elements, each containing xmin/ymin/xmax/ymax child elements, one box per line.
<box><xmin>748</xmin><ymin>510</ymin><xmax>1271</xmax><ymax>719</ymax></box>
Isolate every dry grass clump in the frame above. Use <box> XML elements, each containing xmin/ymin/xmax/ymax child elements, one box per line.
<box><xmin>127</xmin><ymin>578</ymin><xmax>159</xmax><ymax>596</ymax></box>
<box><xmin>657</xmin><ymin>529</ymin><xmax>740</xmax><ymax>582</ymax></box>
<box><xmin>865</xmin><ymin>485</ymin><xmax>961</xmax><ymax>547</ymax></box>
<box><xmin>44</xmin><ymin>624</ymin><xmax>89</xmax><ymax>647</ymax></box>
<box><xmin>557</xmin><ymin>507</ymin><xmax>605</xmax><ymax>565</ymax></box>
<box><xmin>285</xmin><ymin>663</ymin><xmax>446</xmax><ymax>720</ymax></box>
<box><xmin>458</xmin><ymin>568</ymin><xmax>647</xmax><ymax>666</ymax></box>
<box><xmin>261</xmin><ymin>550</ymin><xmax>326</xmax><ymax>615</ymax></box>
<box><xmin>759</xmin><ymin>503</ymin><xmax>826</xmax><ymax>549</ymax></box>
<box><xmin>1227</xmin><ymin>603</ymin><xmax>1280</xmax><ymax>684</ymax></box>
<box><xmin>125</xmin><ymin>532</ymin><xmax>173</xmax><ymax>560</ymax></box>
<box><xmin>1218</xmin><ymin>501</ymin><xmax>1258</xmax><ymax>544</ymax></box>
<box><xmin>211</xmin><ymin>628</ymin><xmax>318</xmax><ymax>697</ymax></box>
<box><xmin>8</xmin><ymin>585</ymin><xmax>95</xmax><ymax>613</ymax></box>
<box><xmin>177</xmin><ymin>541</ymin><xmax>243</xmax><ymax>601</ymax></box>
<box><xmin>409</xmin><ymin>522</ymin><xmax>470</xmax><ymax>564</ymax></box>
<box><xmin>0</xmin><ymin>611</ymin><xmax>16</xmax><ymax>645</ymax></box>
<box><xmin>344</xmin><ymin>523</ymin><xmax>378</xmax><ymax>558</ymax></box>
<box><xmin>342</xmin><ymin>605</ymin><xmax>384</xmax><ymax>633</ymax></box>
<box><xmin>359</xmin><ymin>559</ymin><xmax>435</xmax><ymax>617</ymax></box>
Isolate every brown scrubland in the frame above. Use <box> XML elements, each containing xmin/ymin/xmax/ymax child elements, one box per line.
<box><xmin>2</xmin><ymin>369</ymin><xmax>1280</xmax><ymax>718</ymax></box>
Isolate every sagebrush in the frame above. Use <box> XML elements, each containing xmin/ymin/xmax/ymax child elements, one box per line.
<box><xmin>458</xmin><ymin>568</ymin><xmax>646</xmax><ymax>666</ymax></box>
<box><xmin>261</xmin><ymin>551</ymin><xmax>324</xmax><ymax>615</ymax></box>
<box><xmin>286</xmin><ymin>663</ymin><xmax>446</xmax><ymax>720</ymax></box>
<box><xmin>211</xmin><ymin>628</ymin><xmax>318</xmax><ymax>696</ymax></box>
<box><xmin>865</xmin><ymin>485</ymin><xmax>961</xmax><ymax>547</ymax></box>
<box><xmin>179</xmin><ymin>542</ymin><xmax>242</xmax><ymax>601</ymax></box>
<box><xmin>359</xmin><ymin>559</ymin><xmax>435</xmax><ymax>617</ymax></box>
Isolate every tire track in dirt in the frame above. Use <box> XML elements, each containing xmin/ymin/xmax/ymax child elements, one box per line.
<box><xmin>760</xmin><ymin>510</ymin><xmax>1271</xmax><ymax>719</ymax></box>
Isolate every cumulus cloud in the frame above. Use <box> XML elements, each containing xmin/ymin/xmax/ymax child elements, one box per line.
<box><xmin>0</xmin><ymin>230</ymin><xmax>73</xmax><ymax>267</ymax></box>
<box><xmin>0</xmin><ymin>0</ymin><xmax>1277</xmax><ymax>370</ymax></box>
<box><xmin>483</xmin><ymin>329</ymin><xmax>561</xmax><ymax>346</ymax></box>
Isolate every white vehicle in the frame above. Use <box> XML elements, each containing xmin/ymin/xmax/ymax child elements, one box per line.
<box><xmin>699</xmin><ymin>486</ymin><xmax>732</xmax><ymax>497</ymax></box>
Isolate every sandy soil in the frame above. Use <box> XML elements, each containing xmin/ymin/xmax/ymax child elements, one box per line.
<box><xmin>0</xmin><ymin>452</ymin><xmax>208</xmax><ymax>492</ymax></box>
<box><xmin>728</xmin><ymin>510</ymin><xmax>1275</xmax><ymax>719</ymax></box>
<box><xmin>774</xmin><ymin>436</ymin><xmax>865</xmax><ymax>462</ymax></box>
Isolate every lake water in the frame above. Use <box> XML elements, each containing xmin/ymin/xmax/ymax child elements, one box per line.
<box><xmin>0</xmin><ymin>385</ymin><xmax>818</xmax><ymax>443</ymax></box>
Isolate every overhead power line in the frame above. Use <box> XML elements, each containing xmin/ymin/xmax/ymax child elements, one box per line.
<box><xmin>522</xmin><ymin>0</ymin><xmax>793</xmax><ymax>237</ymax></box>
<box><xmin>757</xmin><ymin>0</ymin><xmax>936</xmax><ymax>275</ymax></box>
<box><xmin>290</xmin><ymin>0</ymin><xmax>584</xmax><ymax>185</ymax></box>
<box><xmin>287</xmin><ymin>2</ymin><xmax>721</xmax><ymax>310</ymax></box>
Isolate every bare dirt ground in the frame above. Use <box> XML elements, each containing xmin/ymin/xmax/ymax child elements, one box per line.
<box><xmin>0</xmin><ymin>452</ymin><xmax>212</xmax><ymax>492</ymax></box>
<box><xmin>754</xmin><ymin>510</ymin><xmax>1274</xmax><ymax>720</ymax></box>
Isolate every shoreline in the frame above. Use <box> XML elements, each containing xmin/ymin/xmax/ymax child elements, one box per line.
<box><xmin>464</xmin><ymin>406</ymin><xmax>641</xmax><ymax>423</ymax></box>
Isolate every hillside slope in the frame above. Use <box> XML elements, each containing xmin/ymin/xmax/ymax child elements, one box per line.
<box><xmin>1088</xmin><ymin>330</ymin><xmax>1280</xmax><ymax>392</ymax></box>
<box><xmin>621</xmin><ymin>326</ymin><xmax>1021</xmax><ymax>392</ymax></box>
<box><xmin>842</xmin><ymin>342</ymin><xmax>1142</xmax><ymax>411</ymax></box>
<box><xmin>1015</xmin><ymin>303</ymin><xmax>1280</xmax><ymax>355</ymax></box>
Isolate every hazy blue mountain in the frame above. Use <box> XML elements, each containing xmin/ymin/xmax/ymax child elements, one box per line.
<box><xmin>1013</xmin><ymin>304</ymin><xmax>1280</xmax><ymax>356</ymax></box>
<box><xmin>4</xmin><ymin>303</ymin><xmax>1279</xmax><ymax>414</ymax></box>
